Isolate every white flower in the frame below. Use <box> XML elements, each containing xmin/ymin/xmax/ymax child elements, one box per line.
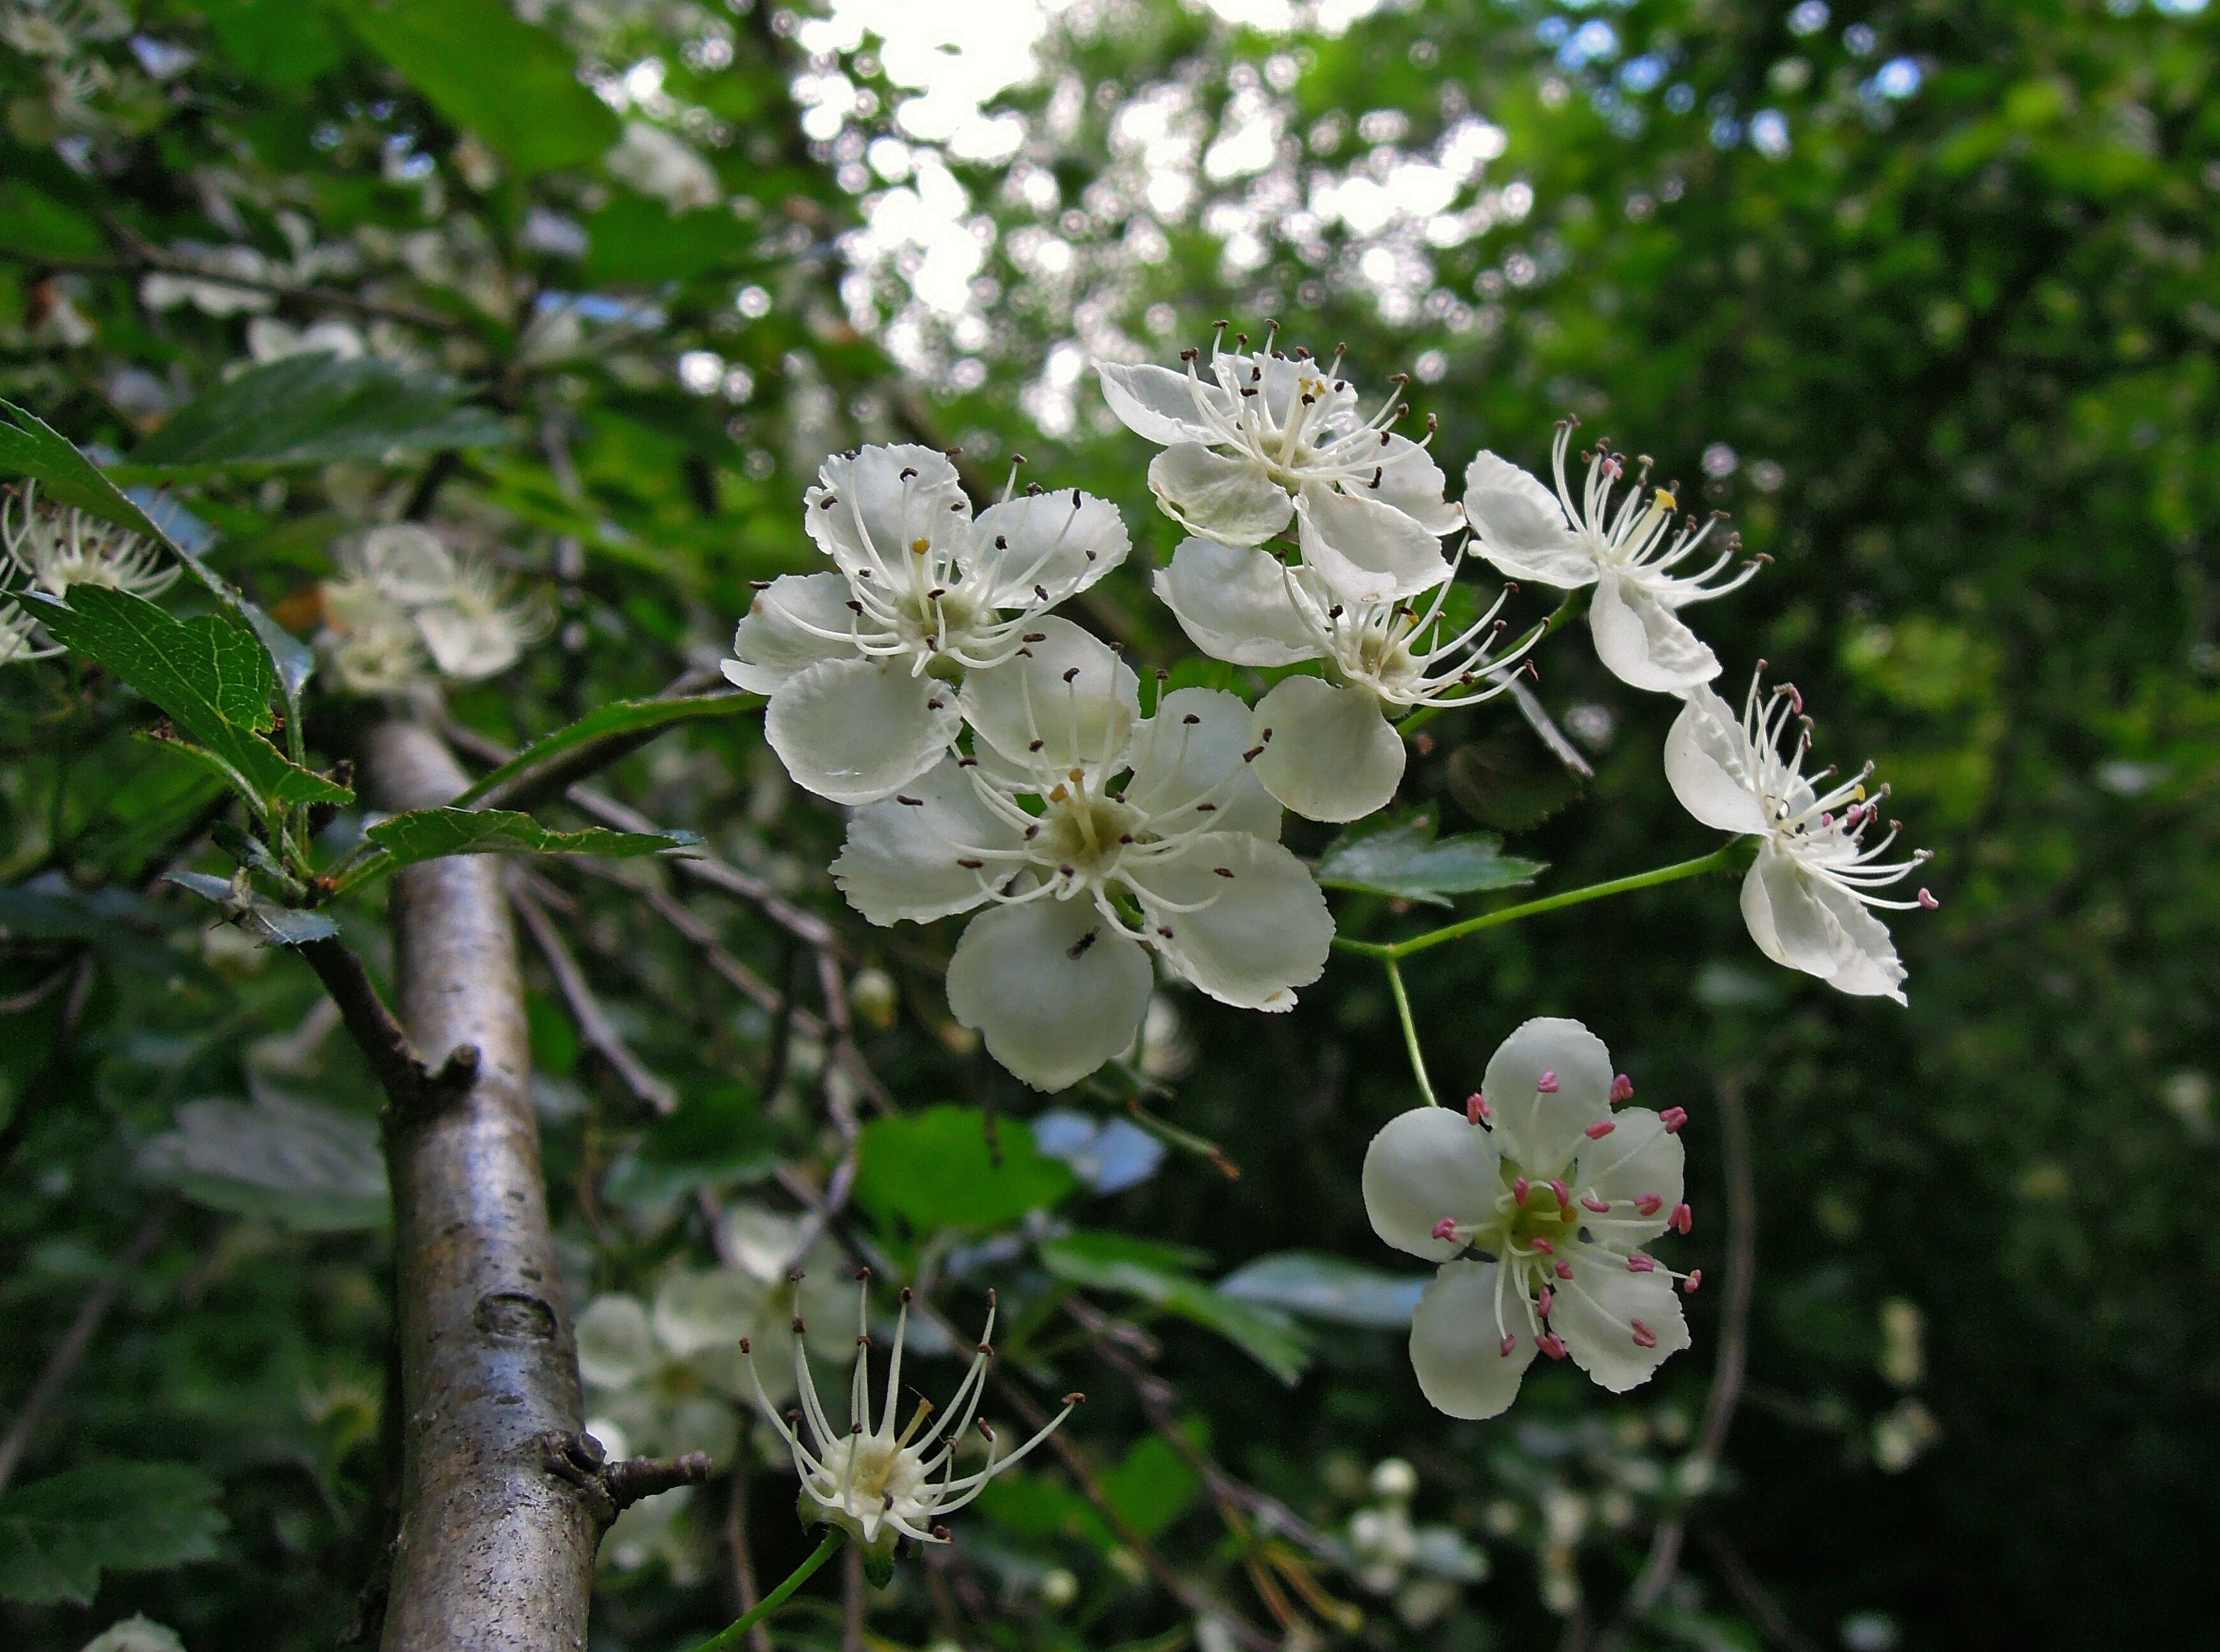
<box><xmin>1463</xmin><ymin>422</ymin><xmax>1759</xmax><ymax>692</ymax></box>
<box><xmin>1097</xmin><ymin>332</ymin><xmax>1461</xmax><ymax>605</ymax></box>
<box><xmin>744</xmin><ymin>1277</ymin><xmax>1080</xmax><ymax>1582</ymax></box>
<box><xmin>1665</xmin><ymin>671</ymin><xmax>1933</xmax><ymax>1004</ymax></box>
<box><xmin>726</xmin><ymin>444</ymin><xmax>1129</xmax><ymax>806</ymax></box>
<box><xmin>1363</xmin><ymin>1019</ymin><xmax>1695</xmax><ymax>1419</ymax></box>
<box><xmin>0</xmin><ymin>0</ymin><xmax>128</xmax><ymax>58</ymax></box>
<box><xmin>245</xmin><ymin>316</ymin><xmax>366</xmax><ymax>363</ymax></box>
<box><xmin>605</xmin><ymin>121</ymin><xmax>722</xmax><ymax>212</ymax></box>
<box><xmin>3</xmin><ymin>483</ymin><xmax>179</xmax><ymax>604</ymax></box>
<box><xmin>830</xmin><ymin>618</ymin><xmax>1331</xmax><ymax>1090</ymax></box>
<box><xmin>1153</xmin><ymin>536</ymin><xmax>1534</xmax><ymax>822</ymax></box>
<box><xmin>316</xmin><ymin>525</ymin><xmax>551</xmax><ymax>692</ymax></box>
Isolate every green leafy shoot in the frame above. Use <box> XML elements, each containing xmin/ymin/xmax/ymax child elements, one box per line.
<box><xmin>1039</xmin><ymin>1230</ymin><xmax>1313</xmax><ymax>1385</ymax></box>
<box><xmin>1315</xmin><ymin>815</ymin><xmax>1545</xmax><ymax>907</ymax></box>
<box><xmin>452</xmin><ymin>692</ymin><xmax>759</xmax><ymax>807</ymax></box>
<box><xmin>122</xmin><ymin>355</ymin><xmax>509</xmax><ymax>472</ymax></box>
<box><xmin>136</xmin><ymin>1092</ymin><xmax>389</xmax><ymax>1231</ymax></box>
<box><xmin>852</xmin><ymin>1104</ymin><xmax>1080</xmax><ymax>1236</ymax></box>
<box><xmin>0</xmin><ymin>1464</ymin><xmax>227</xmax><ymax>1606</ymax></box>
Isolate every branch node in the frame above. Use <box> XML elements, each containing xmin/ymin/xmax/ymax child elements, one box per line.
<box><xmin>537</xmin><ymin>1431</ymin><xmax>711</xmax><ymax>1526</ymax></box>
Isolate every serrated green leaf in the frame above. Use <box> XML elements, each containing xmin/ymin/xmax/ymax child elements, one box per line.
<box><xmin>0</xmin><ymin>398</ymin><xmax>172</xmax><ymax>545</ymax></box>
<box><xmin>363</xmin><ymin>807</ymin><xmax>694</xmax><ymax>868</ymax></box>
<box><xmin>30</xmin><ymin>588</ymin><xmax>351</xmax><ymax>812</ymax></box>
<box><xmin>344</xmin><ymin>0</ymin><xmax>622</xmax><ymax>176</ymax></box>
<box><xmin>163</xmin><ymin>871</ymin><xmax>340</xmax><ymax>948</ymax></box>
<box><xmin>138</xmin><ymin>1092</ymin><xmax>388</xmax><ymax>1230</ymax></box>
<box><xmin>125</xmin><ymin>355</ymin><xmax>508</xmax><ymax>472</ymax></box>
<box><xmin>1039</xmin><ymin>1231</ymin><xmax>1312</xmax><ymax>1385</ymax></box>
<box><xmin>1316</xmin><ymin>817</ymin><xmax>1544</xmax><ymax>907</ymax></box>
<box><xmin>852</xmin><ymin>1104</ymin><xmax>1079</xmax><ymax>1235</ymax></box>
<box><xmin>453</xmin><ymin>692</ymin><xmax>757</xmax><ymax>807</ymax></box>
<box><xmin>1215</xmin><ymin>1251</ymin><xmax>1429</xmax><ymax>1329</ymax></box>
<box><xmin>0</xmin><ymin>1464</ymin><xmax>226</xmax><ymax>1606</ymax></box>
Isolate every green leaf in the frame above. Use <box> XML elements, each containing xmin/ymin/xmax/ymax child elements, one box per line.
<box><xmin>0</xmin><ymin>181</ymin><xmax>105</xmax><ymax>260</ymax></box>
<box><xmin>0</xmin><ymin>1464</ymin><xmax>226</xmax><ymax>1606</ymax></box>
<box><xmin>977</xmin><ymin>1432</ymin><xmax>1202</xmax><ymax>1550</ymax></box>
<box><xmin>363</xmin><ymin>807</ymin><xmax>695</xmax><ymax>868</ymax></box>
<box><xmin>344</xmin><ymin>0</ymin><xmax>622</xmax><ymax>176</ymax></box>
<box><xmin>0</xmin><ymin>398</ymin><xmax>173</xmax><ymax>545</ymax></box>
<box><xmin>137</xmin><ymin>1092</ymin><xmax>388</xmax><ymax>1230</ymax></box>
<box><xmin>1215</xmin><ymin>1252</ymin><xmax>1428</xmax><ymax>1329</ymax></box>
<box><xmin>1039</xmin><ymin>1230</ymin><xmax>1312</xmax><ymax>1385</ymax></box>
<box><xmin>125</xmin><ymin>355</ymin><xmax>509</xmax><ymax>472</ymax></box>
<box><xmin>1446</xmin><ymin>732</ymin><xmax>1587</xmax><ymax>834</ymax></box>
<box><xmin>203</xmin><ymin>0</ymin><xmax>343</xmax><ymax>85</ymax></box>
<box><xmin>583</xmin><ymin>198</ymin><xmax>759</xmax><ymax>284</ymax></box>
<box><xmin>29</xmin><ymin>588</ymin><xmax>351</xmax><ymax>811</ymax></box>
<box><xmin>163</xmin><ymin>871</ymin><xmax>340</xmax><ymax>948</ymax></box>
<box><xmin>1316</xmin><ymin>817</ymin><xmax>1544</xmax><ymax>907</ymax></box>
<box><xmin>453</xmin><ymin>692</ymin><xmax>757</xmax><ymax>807</ymax></box>
<box><xmin>852</xmin><ymin>1104</ymin><xmax>1079</xmax><ymax>1235</ymax></box>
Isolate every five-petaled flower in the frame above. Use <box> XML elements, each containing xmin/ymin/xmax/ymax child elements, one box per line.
<box><xmin>1152</xmin><ymin>536</ymin><xmax>1536</xmax><ymax>821</ymax></box>
<box><xmin>831</xmin><ymin>617</ymin><xmax>1332</xmax><ymax>1090</ymax></box>
<box><xmin>1463</xmin><ymin>422</ymin><xmax>1759</xmax><ymax>692</ymax></box>
<box><xmin>316</xmin><ymin>525</ymin><xmax>551</xmax><ymax>694</ymax></box>
<box><xmin>1097</xmin><ymin>331</ymin><xmax>1461</xmax><ymax>606</ymax></box>
<box><xmin>745</xmin><ymin>1276</ymin><xmax>1079</xmax><ymax>1583</ymax></box>
<box><xmin>1666</xmin><ymin>670</ymin><xmax>1933</xmax><ymax>1004</ymax></box>
<box><xmin>724</xmin><ymin>444</ymin><xmax>1129</xmax><ymax>805</ymax></box>
<box><xmin>1364</xmin><ymin>1019</ymin><xmax>1694</xmax><ymax>1419</ymax></box>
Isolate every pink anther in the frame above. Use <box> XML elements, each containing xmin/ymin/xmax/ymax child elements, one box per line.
<box><xmin>1585</xmin><ymin>1120</ymin><xmax>1616</xmax><ymax>1139</ymax></box>
<box><xmin>1918</xmin><ymin>888</ymin><xmax>1939</xmax><ymax>910</ymax></box>
<box><xmin>1530</xmin><ymin>1236</ymin><xmax>1554</xmax><ymax>1255</ymax></box>
<box><xmin>1610</xmin><ymin>1074</ymin><xmax>1635</xmax><ymax>1104</ymax></box>
<box><xmin>1466</xmin><ymin>1091</ymin><xmax>1491</xmax><ymax>1124</ymax></box>
<box><xmin>1536</xmin><ymin>1286</ymin><xmax>1554</xmax><ymax>1317</ymax></box>
<box><xmin>1660</xmin><ymin>1107</ymin><xmax>1689</xmax><ymax>1133</ymax></box>
<box><xmin>1582</xmin><ymin>1195</ymin><xmax>1613</xmax><ymax>1214</ymax></box>
<box><xmin>1538</xmin><ymin>1332</ymin><xmax>1568</xmax><ymax>1360</ymax></box>
<box><xmin>1554</xmin><ymin>1260</ymin><xmax>1574</xmax><ymax>1280</ymax></box>
<box><xmin>1512</xmin><ymin>1176</ymin><xmax>1531</xmax><ymax>1204</ymax></box>
<box><xmin>1537</xmin><ymin>1069</ymin><xmax>1560</xmax><ymax>1093</ymax></box>
<box><xmin>1500</xmin><ymin>1334</ymin><xmax>1518</xmax><ymax>1357</ymax></box>
<box><xmin>1683</xmin><ymin>1269</ymin><xmax>1703</xmax><ymax>1295</ymax></box>
<box><xmin>1634</xmin><ymin>1194</ymin><xmax>1664</xmax><ymax>1217</ymax></box>
<box><xmin>1630</xmin><ymin>1320</ymin><xmax>1659</xmax><ymax>1349</ymax></box>
<box><xmin>1672</xmin><ymin>1202</ymin><xmax>1693</xmax><ymax>1234</ymax></box>
<box><xmin>1550</xmin><ymin>1179</ymin><xmax>1572</xmax><ymax>1210</ymax></box>
<box><xmin>1433</xmin><ymin>1218</ymin><xmax>1460</xmax><ymax>1243</ymax></box>
<box><xmin>1626</xmin><ymin>1255</ymin><xmax>1656</xmax><ymax>1273</ymax></box>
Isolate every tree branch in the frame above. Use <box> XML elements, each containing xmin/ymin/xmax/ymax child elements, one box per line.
<box><xmin>509</xmin><ymin>868</ymin><xmax>678</xmax><ymax>1116</ymax></box>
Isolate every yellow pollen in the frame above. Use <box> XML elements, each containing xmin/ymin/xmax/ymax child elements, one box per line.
<box><xmin>910</xmin><ymin>537</ymin><xmax>931</xmax><ymax>554</ymax></box>
<box><xmin>1654</xmin><ymin>488</ymin><xmax>1676</xmax><ymax>511</ymax></box>
<box><xmin>1853</xmin><ymin>784</ymin><xmax>1867</xmax><ymax>802</ymax></box>
<box><xmin>1048</xmin><ymin>783</ymin><xmax>1069</xmax><ymax>803</ymax></box>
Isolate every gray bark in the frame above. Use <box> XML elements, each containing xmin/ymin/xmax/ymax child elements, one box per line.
<box><xmin>370</xmin><ymin>720</ymin><xmax>596</xmax><ymax>1652</ymax></box>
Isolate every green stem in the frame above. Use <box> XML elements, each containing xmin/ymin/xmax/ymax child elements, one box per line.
<box><xmin>1383</xmin><ymin>953</ymin><xmax>1437</xmax><ymax>1107</ymax></box>
<box><xmin>1339</xmin><ymin>842</ymin><xmax>1746</xmax><ymax>962</ymax></box>
<box><xmin>688</xmin><ymin>1529</ymin><xmax>843</xmax><ymax>1652</ymax></box>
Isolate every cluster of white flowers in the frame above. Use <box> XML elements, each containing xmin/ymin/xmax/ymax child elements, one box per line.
<box><xmin>316</xmin><ymin>524</ymin><xmax>551</xmax><ymax>695</ymax></box>
<box><xmin>0</xmin><ymin>0</ymin><xmax>128</xmax><ymax>60</ymax></box>
<box><xmin>729</xmin><ymin>443</ymin><xmax>1333</xmax><ymax>1089</ymax></box>
<box><xmin>2</xmin><ymin>483</ymin><xmax>180</xmax><ymax>664</ymax></box>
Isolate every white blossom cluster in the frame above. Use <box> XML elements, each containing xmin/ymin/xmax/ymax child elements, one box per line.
<box><xmin>2</xmin><ymin>483</ymin><xmax>180</xmax><ymax>664</ymax></box>
<box><xmin>315</xmin><ymin>524</ymin><xmax>552</xmax><ymax>696</ymax></box>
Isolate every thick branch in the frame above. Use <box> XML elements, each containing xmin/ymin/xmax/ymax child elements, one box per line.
<box><xmin>364</xmin><ymin>720</ymin><xmax>597</xmax><ymax>1652</ymax></box>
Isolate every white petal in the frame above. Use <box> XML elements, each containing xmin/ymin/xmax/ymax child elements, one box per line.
<box><xmin>1742</xmin><ymin>841</ymin><xmax>1842</xmax><ymax>979</ymax></box>
<box><xmin>724</xmin><ymin>571</ymin><xmax>858</xmax><ymax>694</ymax></box>
<box><xmin>1551</xmin><ymin>1264</ymin><xmax>1689</xmax><ymax>1394</ymax></box>
<box><xmin>832</xmin><ymin>757</ymin><xmax>1019</xmax><ymax>925</ymax></box>
<box><xmin>1096</xmin><ymin>361</ymin><xmax>1227</xmax><ymax>445</ymax></box>
<box><xmin>576</xmin><ymin>1294</ymin><xmax>657</xmax><ymax>1389</ymax></box>
<box><xmin>1572</xmin><ymin>1108</ymin><xmax>1682</xmax><ymax>1245</ymax></box>
<box><xmin>413</xmin><ymin>607</ymin><xmax>523</xmax><ymax>680</ymax></box>
<box><xmin>1296</xmin><ymin>484</ymin><xmax>1450</xmax><ymax>605</ymax></box>
<box><xmin>1124</xmin><ymin>687</ymin><xmax>1282</xmax><ymax>841</ymax></box>
<box><xmin>974</xmin><ymin>490</ymin><xmax>1130</xmax><ymax>608</ymax></box>
<box><xmin>1124</xmin><ymin>833</ymin><xmax>1333</xmax><ymax>1011</ymax></box>
<box><xmin>1409</xmin><ymin>1260</ymin><xmax>1538</xmax><ymax>1419</ymax></box>
<box><xmin>959</xmin><ymin>615</ymin><xmax>1138</xmax><ymax>773</ymax></box>
<box><xmin>1153</xmin><ymin>537</ymin><xmax>1322</xmax><ymax>667</ymax></box>
<box><xmin>1461</xmin><ymin>452</ymin><xmax>1593</xmax><ymax>587</ymax></box>
<box><xmin>1483</xmin><ymin>1018</ymin><xmax>1614</xmax><ymax>1176</ymax></box>
<box><xmin>1805</xmin><ymin>863</ymin><xmax>1910</xmax><ymax>1004</ymax></box>
<box><xmin>1371</xmin><ymin>434</ymin><xmax>1464</xmax><ymax>536</ymax></box>
<box><xmin>804</xmin><ymin>444</ymin><xmax>969</xmax><ymax>578</ymax></box>
<box><xmin>356</xmin><ymin>523</ymin><xmax>460</xmax><ymax>605</ymax></box>
<box><xmin>1589</xmin><ymin>571</ymin><xmax>1721</xmax><ymax>692</ymax></box>
<box><xmin>1248</xmin><ymin>676</ymin><xmax>1405</xmax><ymax>823</ymax></box>
<box><xmin>1148</xmin><ymin>444</ymin><xmax>1296</xmax><ymax>545</ymax></box>
<box><xmin>764</xmin><ymin>656</ymin><xmax>960</xmax><ymax>805</ymax></box>
<box><xmin>1663</xmin><ymin>683</ymin><xmax>1771</xmax><ymax>835</ymax></box>
<box><xmin>1362</xmin><ymin>1106</ymin><xmax>1504</xmax><ymax>1261</ymax></box>
<box><xmin>653</xmin><ymin>1269</ymin><xmax>770</xmax><ymax>1358</ymax></box>
<box><xmin>945</xmin><ymin>898</ymin><xmax>1155</xmax><ymax>1091</ymax></box>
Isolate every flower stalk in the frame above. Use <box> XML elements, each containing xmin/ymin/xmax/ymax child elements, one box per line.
<box><xmin>687</xmin><ymin>1529</ymin><xmax>843</xmax><ymax>1652</ymax></box>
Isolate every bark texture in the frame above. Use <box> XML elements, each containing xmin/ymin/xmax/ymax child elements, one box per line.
<box><xmin>370</xmin><ymin>721</ymin><xmax>596</xmax><ymax>1652</ymax></box>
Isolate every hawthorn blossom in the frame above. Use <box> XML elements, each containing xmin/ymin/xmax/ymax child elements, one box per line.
<box><xmin>1666</xmin><ymin>671</ymin><xmax>1932</xmax><ymax>1004</ymax></box>
<box><xmin>1364</xmin><ymin>1019</ymin><xmax>1694</xmax><ymax>1419</ymax></box>
<box><xmin>0</xmin><ymin>0</ymin><xmax>128</xmax><ymax>58</ymax></box>
<box><xmin>3</xmin><ymin>484</ymin><xmax>179</xmax><ymax>603</ymax></box>
<box><xmin>605</xmin><ymin>121</ymin><xmax>722</xmax><ymax>211</ymax></box>
<box><xmin>726</xmin><ymin>444</ymin><xmax>1129</xmax><ymax>805</ymax></box>
<box><xmin>744</xmin><ymin>1277</ymin><xmax>1080</xmax><ymax>1583</ymax></box>
<box><xmin>1463</xmin><ymin>423</ymin><xmax>1760</xmax><ymax>692</ymax></box>
<box><xmin>1153</xmin><ymin>536</ymin><xmax>1535</xmax><ymax>822</ymax></box>
<box><xmin>316</xmin><ymin>525</ymin><xmax>550</xmax><ymax>693</ymax></box>
<box><xmin>831</xmin><ymin>617</ymin><xmax>1331</xmax><ymax>1090</ymax></box>
<box><xmin>1098</xmin><ymin>330</ymin><xmax>1461</xmax><ymax>605</ymax></box>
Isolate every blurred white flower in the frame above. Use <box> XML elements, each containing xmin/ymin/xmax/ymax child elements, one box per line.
<box><xmin>0</xmin><ymin>0</ymin><xmax>128</xmax><ymax>58</ymax></box>
<box><xmin>1463</xmin><ymin>421</ymin><xmax>1760</xmax><ymax>691</ymax></box>
<box><xmin>3</xmin><ymin>486</ymin><xmax>179</xmax><ymax>634</ymax></box>
<box><xmin>1364</xmin><ymin>1019</ymin><xmax>1695</xmax><ymax>1419</ymax></box>
<box><xmin>745</xmin><ymin>1278</ymin><xmax>1080</xmax><ymax>1582</ymax></box>
<box><xmin>831</xmin><ymin>621</ymin><xmax>1329</xmax><ymax>1090</ymax></box>
<box><xmin>1665</xmin><ymin>671</ymin><xmax>1932</xmax><ymax>1004</ymax></box>
<box><xmin>1153</xmin><ymin>536</ymin><xmax>1533</xmax><ymax>821</ymax></box>
<box><xmin>726</xmin><ymin>444</ymin><xmax>1128</xmax><ymax>805</ymax></box>
<box><xmin>245</xmin><ymin>316</ymin><xmax>365</xmax><ymax>363</ymax></box>
<box><xmin>1871</xmin><ymin>1396</ymin><xmax>1939</xmax><ymax>1472</ymax></box>
<box><xmin>316</xmin><ymin>526</ymin><xmax>550</xmax><ymax>693</ymax></box>
<box><xmin>1098</xmin><ymin>333</ymin><xmax>1461</xmax><ymax>605</ymax></box>
<box><xmin>605</xmin><ymin>121</ymin><xmax>720</xmax><ymax>211</ymax></box>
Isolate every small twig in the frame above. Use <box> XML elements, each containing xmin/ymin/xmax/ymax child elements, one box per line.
<box><xmin>509</xmin><ymin>870</ymin><xmax>678</xmax><ymax>1115</ymax></box>
<box><xmin>724</xmin><ymin>1456</ymin><xmax>775</xmax><ymax>1652</ymax></box>
<box><xmin>0</xmin><ymin>960</ymin><xmax>76</xmax><ymax>1016</ymax></box>
<box><xmin>0</xmin><ymin>954</ymin><xmax>94</xmax><ymax>1176</ymax></box>
<box><xmin>1694</xmin><ymin>1526</ymin><xmax>1825</xmax><ymax>1652</ymax></box>
<box><xmin>295</xmin><ymin>935</ymin><xmax>480</xmax><ymax>1122</ymax></box>
<box><xmin>537</xmin><ymin>1431</ymin><xmax>712</xmax><ymax>1526</ymax></box>
<box><xmin>0</xmin><ymin>1203</ymin><xmax>170</xmax><ymax>1493</ymax></box>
